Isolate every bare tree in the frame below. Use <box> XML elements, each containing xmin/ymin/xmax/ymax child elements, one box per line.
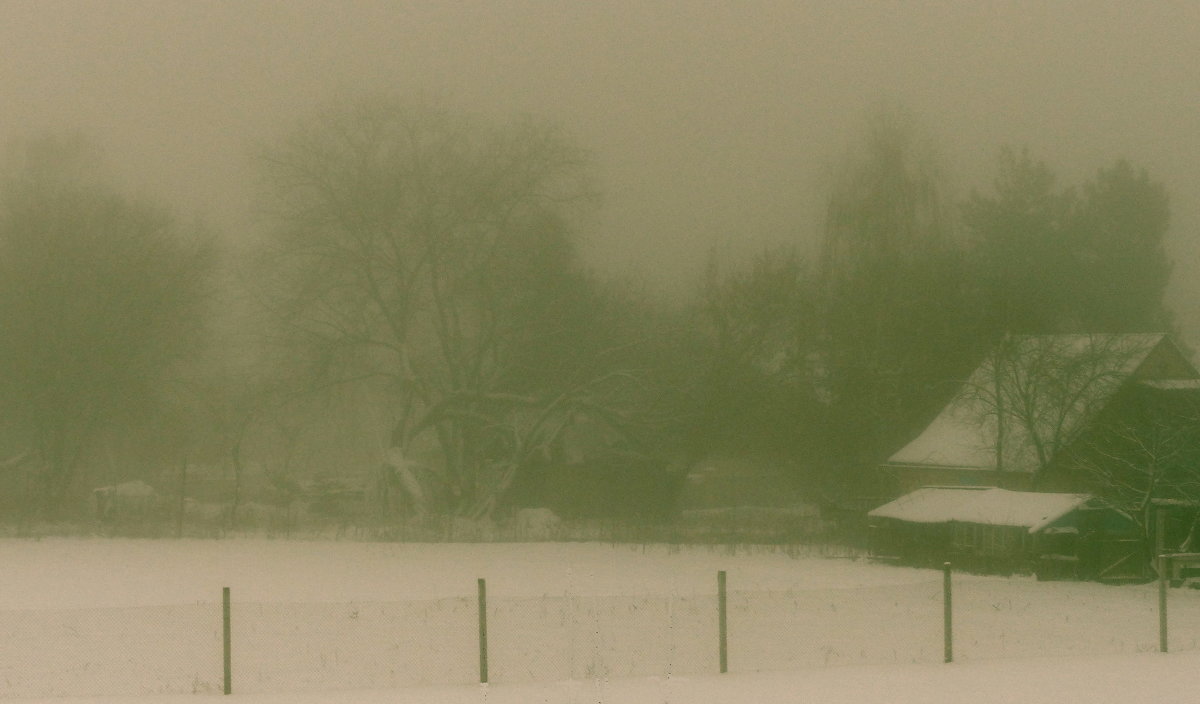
<box><xmin>692</xmin><ymin>247</ymin><xmax>824</xmax><ymax>458</ymax></box>
<box><xmin>964</xmin><ymin>334</ymin><xmax>1161</xmax><ymax>487</ymax></box>
<box><xmin>1071</xmin><ymin>384</ymin><xmax>1200</xmax><ymax>543</ymax></box>
<box><xmin>257</xmin><ymin>97</ymin><xmax>606</xmax><ymax>518</ymax></box>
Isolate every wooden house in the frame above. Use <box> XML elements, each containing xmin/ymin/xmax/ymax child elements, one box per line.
<box><xmin>881</xmin><ymin>334</ymin><xmax>1199</xmax><ymax>495</ymax></box>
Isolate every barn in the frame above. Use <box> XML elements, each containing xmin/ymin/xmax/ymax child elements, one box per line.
<box><xmin>868</xmin><ymin>486</ymin><xmax>1143</xmax><ymax>580</ymax></box>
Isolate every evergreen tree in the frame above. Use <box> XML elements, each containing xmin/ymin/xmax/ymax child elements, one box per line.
<box><xmin>965</xmin><ymin>149</ymin><xmax>1173</xmax><ymax>336</ymax></box>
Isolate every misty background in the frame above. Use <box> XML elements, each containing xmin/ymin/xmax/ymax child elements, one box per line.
<box><xmin>0</xmin><ymin>0</ymin><xmax>1198</xmax><ymax>532</ymax></box>
<box><xmin>4</xmin><ymin>0</ymin><xmax>1197</xmax><ymax>333</ymax></box>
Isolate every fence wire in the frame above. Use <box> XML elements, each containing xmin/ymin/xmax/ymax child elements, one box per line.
<box><xmin>488</xmin><ymin>593</ymin><xmax>720</xmax><ymax>682</ymax></box>
<box><xmin>727</xmin><ymin>581</ymin><xmax>946</xmax><ymax>670</ymax></box>
<box><xmin>5</xmin><ymin>576</ymin><xmax>1200</xmax><ymax>698</ymax></box>
<box><xmin>0</xmin><ymin>603</ymin><xmax>220</xmax><ymax>698</ymax></box>
<box><xmin>230</xmin><ymin>597</ymin><xmax>478</xmax><ymax>693</ymax></box>
<box><xmin>949</xmin><ymin>577</ymin><xmax>1165</xmax><ymax>660</ymax></box>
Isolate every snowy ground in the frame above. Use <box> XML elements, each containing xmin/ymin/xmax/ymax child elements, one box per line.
<box><xmin>3</xmin><ymin>539</ymin><xmax>1200</xmax><ymax>702</ymax></box>
<box><xmin>12</xmin><ymin>651</ymin><xmax>1200</xmax><ymax>704</ymax></box>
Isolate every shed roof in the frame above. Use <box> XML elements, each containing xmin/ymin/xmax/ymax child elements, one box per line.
<box><xmin>887</xmin><ymin>334</ymin><xmax>1180</xmax><ymax>473</ymax></box>
<box><xmin>868</xmin><ymin>487</ymin><xmax>1093</xmax><ymax>533</ymax></box>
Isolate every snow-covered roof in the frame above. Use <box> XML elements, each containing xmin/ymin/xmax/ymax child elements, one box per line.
<box><xmin>868</xmin><ymin>487</ymin><xmax>1092</xmax><ymax>533</ymax></box>
<box><xmin>1139</xmin><ymin>379</ymin><xmax>1200</xmax><ymax>391</ymax></box>
<box><xmin>887</xmin><ymin>334</ymin><xmax>1173</xmax><ymax>473</ymax></box>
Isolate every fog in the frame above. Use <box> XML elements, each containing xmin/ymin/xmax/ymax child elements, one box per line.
<box><xmin>2</xmin><ymin>0</ymin><xmax>1198</xmax><ymax>341</ymax></box>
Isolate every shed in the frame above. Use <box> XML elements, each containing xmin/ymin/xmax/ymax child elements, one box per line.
<box><xmin>92</xmin><ymin>480</ymin><xmax>162</xmax><ymax>523</ymax></box>
<box><xmin>868</xmin><ymin>487</ymin><xmax>1143</xmax><ymax>580</ymax></box>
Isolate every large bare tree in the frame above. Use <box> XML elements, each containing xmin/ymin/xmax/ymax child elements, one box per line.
<box><xmin>963</xmin><ymin>334</ymin><xmax>1164</xmax><ymax>487</ymax></box>
<box><xmin>257</xmin><ymin>97</ymin><xmax>602</xmax><ymax>518</ymax></box>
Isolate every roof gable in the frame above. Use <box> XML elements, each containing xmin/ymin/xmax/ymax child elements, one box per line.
<box><xmin>887</xmin><ymin>334</ymin><xmax>1193</xmax><ymax>472</ymax></box>
<box><xmin>1132</xmin><ymin>338</ymin><xmax>1199</xmax><ymax>381</ymax></box>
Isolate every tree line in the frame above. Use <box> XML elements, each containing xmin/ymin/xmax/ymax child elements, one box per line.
<box><xmin>0</xmin><ymin>99</ymin><xmax>1177</xmax><ymax>526</ymax></box>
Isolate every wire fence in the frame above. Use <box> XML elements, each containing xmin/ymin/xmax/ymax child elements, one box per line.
<box><xmin>0</xmin><ymin>603</ymin><xmax>220</xmax><ymax>697</ymax></box>
<box><xmin>4</xmin><ymin>568</ymin><xmax>1200</xmax><ymax>698</ymax></box>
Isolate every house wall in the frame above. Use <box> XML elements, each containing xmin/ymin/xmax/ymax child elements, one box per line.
<box><xmin>1039</xmin><ymin>379</ymin><xmax>1200</xmax><ymax>495</ymax></box>
<box><xmin>870</xmin><ymin>518</ymin><xmax>1031</xmax><ymax>572</ymax></box>
<box><xmin>868</xmin><ymin>518</ymin><xmax>951</xmax><ymax>565</ymax></box>
<box><xmin>950</xmin><ymin>522</ymin><xmax>1032</xmax><ymax>572</ymax></box>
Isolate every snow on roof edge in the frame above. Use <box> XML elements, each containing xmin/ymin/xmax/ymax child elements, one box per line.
<box><xmin>868</xmin><ymin>487</ymin><xmax>1093</xmax><ymax>534</ymax></box>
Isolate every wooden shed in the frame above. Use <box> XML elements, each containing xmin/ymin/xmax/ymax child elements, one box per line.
<box><xmin>868</xmin><ymin>487</ymin><xmax>1143</xmax><ymax>580</ymax></box>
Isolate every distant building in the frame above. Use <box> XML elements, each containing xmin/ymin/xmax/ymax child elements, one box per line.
<box><xmin>676</xmin><ymin>457</ymin><xmax>823</xmax><ymax>538</ymax></box>
<box><xmin>92</xmin><ymin>480</ymin><xmax>161</xmax><ymax>523</ymax></box>
<box><xmin>869</xmin><ymin>333</ymin><xmax>1200</xmax><ymax>578</ymax></box>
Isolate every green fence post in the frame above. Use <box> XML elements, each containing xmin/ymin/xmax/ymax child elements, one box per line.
<box><xmin>943</xmin><ymin>562</ymin><xmax>953</xmax><ymax>663</ymax></box>
<box><xmin>718</xmin><ymin>570</ymin><xmax>728</xmax><ymax>673</ymax></box>
<box><xmin>1159</xmin><ymin>554</ymin><xmax>1169</xmax><ymax>653</ymax></box>
<box><xmin>222</xmin><ymin>586</ymin><xmax>232</xmax><ymax>695</ymax></box>
<box><xmin>1157</xmin><ymin>508</ymin><xmax>1169</xmax><ymax>653</ymax></box>
<box><xmin>478</xmin><ymin>578</ymin><xmax>488</xmax><ymax>683</ymax></box>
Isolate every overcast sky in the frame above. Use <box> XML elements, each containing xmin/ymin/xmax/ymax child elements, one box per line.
<box><xmin>2</xmin><ymin>0</ymin><xmax>1198</xmax><ymax>343</ymax></box>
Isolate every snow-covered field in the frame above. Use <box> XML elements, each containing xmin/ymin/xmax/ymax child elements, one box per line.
<box><xmin>4</xmin><ymin>539</ymin><xmax>1200</xmax><ymax>702</ymax></box>
<box><xmin>13</xmin><ymin>652</ymin><xmax>1200</xmax><ymax>704</ymax></box>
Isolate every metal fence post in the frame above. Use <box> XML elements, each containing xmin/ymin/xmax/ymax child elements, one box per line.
<box><xmin>1159</xmin><ymin>554</ymin><xmax>1169</xmax><ymax>653</ymax></box>
<box><xmin>222</xmin><ymin>586</ymin><xmax>232</xmax><ymax>695</ymax></box>
<box><xmin>718</xmin><ymin>570</ymin><xmax>728</xmax><ymax>673</ymax></box>
<box><xmin>943</xmin><ymin>562</ymin><xmax>953</xmax><ymax>663</ymax></box>
<box><xmin>478</xmin><ymin>578</ymin><xmax>488</xmax><ymax>683</ymax></box>
<box><xmin>1157</xmin><ymin>507</ymin><xmax>1169</xmax><ymax>653</ymax></box>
